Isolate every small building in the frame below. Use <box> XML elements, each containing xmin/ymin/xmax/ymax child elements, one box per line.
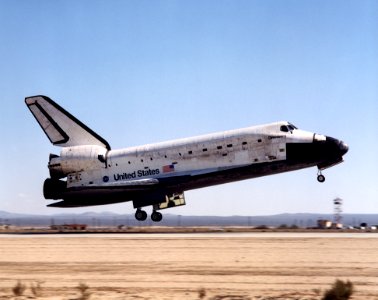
<box><xmin>331</xmin><ymin>222</ymin><xmax>343</xmax><ymax>229</ymax></box>
<box><xmin>317</xmin><ymin>219</ymin><xmax>332</xmax><ymax>229</ymax></box>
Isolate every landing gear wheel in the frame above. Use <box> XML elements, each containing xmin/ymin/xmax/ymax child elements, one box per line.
<box><xmin>135</xmin><ymin>209</ymin><xmax>147</xmax><ymax>221</ymax></box>
<box><xmin>151</xmin><ymin>211</ymin><xmax>163</xmax><ymax>222</ymax></box>
<box><xmin>317</xmin><ymin>174</ymin><xmax>325</xmax><ymax>183</ymax></box>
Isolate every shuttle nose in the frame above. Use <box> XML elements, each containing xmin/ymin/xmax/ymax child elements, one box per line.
<box><xmin>339</xmin><ymin>140</ymin><xmax>349</xmax><ymax>156</ymax></box>
<box><xmin>313</xmin><ymin>136</ymin><xmax>348</xmax><ymax>170</ymax></box>
<box><xmin>325</xmin><ymin>136</ymin><xmax>349</xmax><ymax>157</ymax></box>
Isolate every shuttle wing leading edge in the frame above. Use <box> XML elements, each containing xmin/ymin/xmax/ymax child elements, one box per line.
<box><xmin>25</xmin><ymin>95</ymin><xmax>110</xmax><ymax>150</ymax></box>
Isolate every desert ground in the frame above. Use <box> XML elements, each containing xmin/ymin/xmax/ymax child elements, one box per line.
<box><xmin>0</xmin><ymin>232</ymin><xmax>378</xmax><ymax>299</ymax></box>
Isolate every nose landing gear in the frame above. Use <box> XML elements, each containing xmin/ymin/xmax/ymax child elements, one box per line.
<box><xmin>317</xmin><ymin>170</ymin><xmax>325</xmax><ymax>183</ymax></box>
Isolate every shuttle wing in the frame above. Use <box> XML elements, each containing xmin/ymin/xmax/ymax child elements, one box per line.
<box><xmin>25</xmin><ymin>95</ymin><xmax>110</xmax><ymax>149</ymax></box>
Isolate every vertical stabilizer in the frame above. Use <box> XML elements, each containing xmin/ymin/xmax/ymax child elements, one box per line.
<box><xmin>25</xmin><ymin>95</ymin><xmax>111</xmax><ymax>149</ymax></box>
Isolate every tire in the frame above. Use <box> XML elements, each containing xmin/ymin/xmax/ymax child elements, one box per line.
<box><xmin>317</xmin><ymin>174</ymin><xmax>325</xmax><ymax>183</ymax></box>
<box><xmin>151</xmin><ymin>211</ymin><xmax>163</xmax><ymax>222</ymax></box>
<box><xmin>135</xmin><ymin>210</ymin><xmax>147</xmax><ymax>221</ymax></box>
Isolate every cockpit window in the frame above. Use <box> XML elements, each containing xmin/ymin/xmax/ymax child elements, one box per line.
<box><xmin>280</xmin><ymin>125</ymin><xmax>289</xmax><ymax>132</ymax></box>
<box><xmin>280</xmin><ymin>123</ymin><xmax>298</xmax><ymax>133</ymax></box>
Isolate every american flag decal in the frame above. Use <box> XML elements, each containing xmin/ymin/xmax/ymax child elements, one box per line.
<box><xmin>163</xmin><ymin>164</ymin><xmax>175</xmax><ymax>173</ymax></box>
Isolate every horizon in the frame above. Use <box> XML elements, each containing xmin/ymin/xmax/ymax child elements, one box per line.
<box><xmin>1</xmin><ymin>209</ymin><xmax>377</xmax><ymax>218</ymax></box>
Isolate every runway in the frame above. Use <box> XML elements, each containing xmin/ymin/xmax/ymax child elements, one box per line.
<box><xmin>0</xmin><ymin>232</ymin><xmax>377</xmax><ymax>299</ymax></box>
<box><xmin>1</xmin><ymin>231</ymin><xmax>377</xmax><ymax>238</ymax></box>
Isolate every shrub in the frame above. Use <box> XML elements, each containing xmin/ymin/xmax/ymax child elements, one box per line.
<box><xmin>255</xmin><ymin>225</ymin><xmax>268</xmax><ymax>230</ymax></box>
<box><xmin>198</xmin><ymin>288</ymin><xmax>206</xmax><ymax>299</ymax></box>
<box><xmin>322</xmin><ymin>279</ymin><xmax>354</xmax><ymax>300</ymax></box>
<box><xmin>12</xmin><ymin>280</ymin><xmax>26</xmax><ymax>297</ymax></box>
<box><xmin>31</xmin><ymin>281</ymin><xmax>43</xmax><ymax>297</ymax></box>
<box><xmin>77</xmin><ymin>282</ymin><xmax>91</xmax><ymax>300</ymax></box>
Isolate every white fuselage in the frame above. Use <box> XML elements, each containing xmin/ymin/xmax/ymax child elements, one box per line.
<box><xmin>64</xmin><ymin>121</ymin><xmax>318</xmax><ymax>189</ymax></box>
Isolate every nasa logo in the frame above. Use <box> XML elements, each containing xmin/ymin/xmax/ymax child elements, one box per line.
<box><xmin>103</xmin><ymin>176</ymin><xmax>109</xmax><ymax>182</ymax></box>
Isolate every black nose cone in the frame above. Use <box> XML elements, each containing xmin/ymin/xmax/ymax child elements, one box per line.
<box><xmin>339</xmin><ymin>140</ymin><xmax>349</xmax><ymax>156</ymax></box>
<box><xmin>325</xmin><ymin>136</ymin><xmax>349</xmax><ymax>157</ymax></box>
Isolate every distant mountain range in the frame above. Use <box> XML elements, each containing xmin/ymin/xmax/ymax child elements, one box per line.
<box><xmin>1</xmin><ymin>210</ymin><xmax>377</xmax><ymax>227</ymax></box>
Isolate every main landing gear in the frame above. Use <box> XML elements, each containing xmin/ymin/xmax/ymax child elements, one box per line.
<box><xmin>151</xmin><ymin>210</ymin><xmax>163</xmax><ymax>222</ymax></box>
<box><xmin>317</xmin><ymin>170</ymin><xmax>325</xmax><ymax>183</ymax></box>
<box><xmin>135</xmin><ymin>208</ymin><xmax>163</xmax><ymax>222</ymax></box>
<box><xmin>135</xmin><ymin>209</ymin><xmax>147</xmax><ymax>221</ymax></box>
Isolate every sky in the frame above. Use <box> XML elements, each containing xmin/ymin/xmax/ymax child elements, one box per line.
<box><xmin>0</xmin><ymin>0</ymin><xmax>377</xmax><ymax>216</ymax></box>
